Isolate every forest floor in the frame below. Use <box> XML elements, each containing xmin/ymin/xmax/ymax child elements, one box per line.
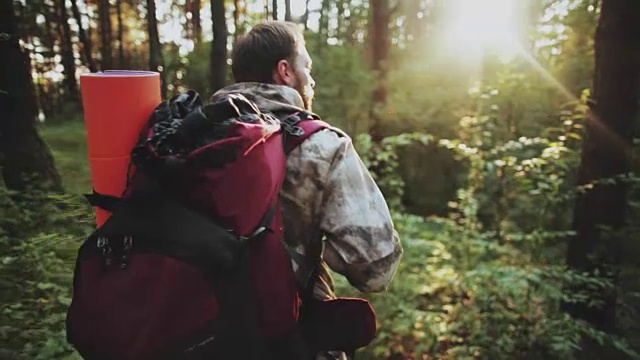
<box><xmin>40</xmin><ymin>120</ymin><xmax>92</xmax><ymax>195</ymax></box>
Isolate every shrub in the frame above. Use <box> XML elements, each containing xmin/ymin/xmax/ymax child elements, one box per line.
<box><xmin>0</xmin><ymin>184</ymin><xmax>90</xmax><ymax>360</ymax></box>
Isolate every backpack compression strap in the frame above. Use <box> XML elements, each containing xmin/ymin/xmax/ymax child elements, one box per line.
<box><xmin>85</xmin><ymin>191</ymin><xmax>123</xmax><ymax>212</ymax></box>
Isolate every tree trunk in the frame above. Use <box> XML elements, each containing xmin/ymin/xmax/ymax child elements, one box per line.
<box><xmin>369</xmin><ymin>0</ymin><xmax>392</xmax><ymax>140</ymax></box>
<box><xmin>70</xmin><ymin>0</ymin><xmax>97</xmax><ymax>72</ymax></box>
<box><xmin>210</xmin><ymin>0</ymin><xmax>227</xmax><ymax>94</ymax></box>
<box><xmin>285</xmin><ymin>0</ymin><xmax>292</xmax><ymax>21</ymax></box>
<box><xmin>99</xmin><ymin>0</ymin><xmax>112</xmax><ymax>70</ymax></box>
<box><xmin>57</xmin><ymin>0</ymin><xmax>79</xmax><ymax>102</ymax></box>
<box><xmin>233</xmin><ymin>0</ymin><xmax>242</xmax><ymax>37</ymax></box>
<box><xmin>272</xmin><ymin>0</ymin><xmax>278</xmax><ymax>20</ymax></box>
<box><xmin>564</xmin><ymin>0</ymin><xmax>640</xmax><ymax>333</ymax></box>
<box><xmin>116</xmin><ymin>0</ymin><xmax>125</xmax><ymax>68</ymax></box>
<box><xmin>146</xmin><ymin>0</ymin><xmax>166</xmax><ymax>97</ymax></box>
<box><xmin>186</xmin><ymin>0</ymin><xmax>202</xmax><ymax>45</ymax></box>
<box><xmin>0</xmin><ymin>0</ymin><xmax>63</xmax><ymax>192</ymax></box>
<box><xmin>193</xmin><ymin>0</ymin><xmax>202</xmax><ymax>45</ymax></box>
<box><xmin>302</xmin><ymin>0</ymin><xmax>310</xmax><ymax>30</ymax></box>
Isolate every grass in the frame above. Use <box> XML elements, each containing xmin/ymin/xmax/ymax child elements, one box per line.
<box><xmin>39</xmin><ymin>120</ymin><xmax>92</xmax><ymax>195</ymax></box>
<box><xmin>38</xmin><ymin>118</ymin><xmax>95</xmax><ymax>261</ymax></box>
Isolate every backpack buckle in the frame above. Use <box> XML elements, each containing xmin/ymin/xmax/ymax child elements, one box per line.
<box><xmin>285</xmin><ymin>125</ymin><xmax>305</xmax><ymax>136</ymax></box>
<box><xmin>282</xmin><ymin>114</ymin><xmax>301</xmax><ymax>126</ymax></box>
<box><xmin>282</xmin><ymin>114</ymin><xmax>305</xmax><ymax>137</ymax></box>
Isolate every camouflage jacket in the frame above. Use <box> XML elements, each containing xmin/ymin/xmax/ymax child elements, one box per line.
<box><xmin>211</xmin><ymin>83</ymin><xmax>403</xmax><ymax>302</ymax></box>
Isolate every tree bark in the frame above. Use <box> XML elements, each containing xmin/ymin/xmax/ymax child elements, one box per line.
<box><xmin>272</xmin><ymin>0</ymin><xmax>278</xmax><ymax>20</ymax></box>
<box><xmin>210</xmin><ymin>0</ymin><xmax>227</xmax><ymax>94</ymax></box>
<box><xmin>57</xmin><ymin>0</ymin><xmax>79</xmax><ymax>102</ymax></box>
<box><xmin>99</xmin><ymin>0</ymin><xmax>112</xmax><ymax>70</ymax></box>
<box><xmin>369</xmin><ymin>0</ymin><xmax>392</xmax><ymax>140</ymax></box>
<box><xmin>0</xmin><ymin>0</ymin><xmax>63</xmax><ymax>192</ymax></box>
<box><xmin>564</xmin><ymin>0</ymin><xmax>640</xmax><ymax>333</ymax></box>
<box><xmin>116</xmin><ymin>0</ymin><xmax>125</xmax><ymax>68</ymax></box>
<box><xmin>146</xmin><ymin>0</ymin><xmax>166</xmax><ymax>97</ymax></box>
<box><xmin>285</xmin><ymin>0</ymin><xmax>292</xmax><ymax>21</ymax></box>
<box><xmin>186</xmin><ymin>0</ymin><xmax>202</xmax><ymax>45</ymax></box>
<box><xmin>70</xmin><ymin>0</ymin><xmax>97</xmax><ymax>72</ymax></box>
<box><xmin>302</xmin><ymin>0</ymin><xmax>310</xmax><ymax>30</ymax></box>
<box><xmin>233</xmin><ymin>0</ymin><xmax>242</xmax><ymax>37</ymax></box>
<box><xmin>192</xmin><ymin>0</ymin><xmax>202</xmax><ymax>45</ymax></box>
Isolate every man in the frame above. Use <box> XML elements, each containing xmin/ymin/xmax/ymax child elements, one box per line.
<box><xmin>210</xmin><ymin>21</ymin><xmax>403</xmax><ymax>358</ymax></box>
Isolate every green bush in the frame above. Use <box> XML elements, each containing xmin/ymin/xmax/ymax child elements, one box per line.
<box><xmin>340</xmin><ymin>86</ymin><xmax>639</xmax><ymax>359</ymax></box>
<box><xmin>0</xmin><ymin>185</ymin><xmax>90</xmax><ymax>360</ymax></box>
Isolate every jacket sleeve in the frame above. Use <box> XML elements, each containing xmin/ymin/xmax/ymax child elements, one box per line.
<box><xmin>318</xmin><ymin>134</ymin><xmax>403</xmax><ymax>293</ymax></box>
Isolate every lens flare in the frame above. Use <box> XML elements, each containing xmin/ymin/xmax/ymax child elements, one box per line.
<box><xmin>444</xmin><ymin>0</ymin><xmax>521</xmax><ymax>61</ymax></box>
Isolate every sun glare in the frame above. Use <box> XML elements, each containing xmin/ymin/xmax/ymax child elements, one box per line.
<box><xmin>444</xmin><ymin>0</ymin><xmax>521</xmax><ymax>61</ymax></box>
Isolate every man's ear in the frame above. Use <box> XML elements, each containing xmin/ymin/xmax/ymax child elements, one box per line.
<box><xmin>273</xmin><ymin>59</ymin><xmax>294</xmax><ymax>86</ymax></box>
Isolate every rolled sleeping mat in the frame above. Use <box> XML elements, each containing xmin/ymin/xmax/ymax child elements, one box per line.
<box><xmin>80</xmin><ymin>70</ymin><xmax>162</xmax><ymax>227</ymax></box>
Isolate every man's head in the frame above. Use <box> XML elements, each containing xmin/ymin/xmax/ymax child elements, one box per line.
<box><xmin>231</xmin><ymin>21</ymin><xmax>315</xmax><ymax>110</ymax></box>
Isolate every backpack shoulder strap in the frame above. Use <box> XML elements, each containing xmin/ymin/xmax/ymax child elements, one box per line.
<box><xmin>281</xmin><ymin>111</ymin><xmax>331</xmax><ymax>155</ymax></box>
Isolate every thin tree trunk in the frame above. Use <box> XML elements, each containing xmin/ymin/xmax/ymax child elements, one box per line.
<box><xmin>57</xmin><ymin>0</ymin><xmax>79</xmax><ymax>102</ymax></box>
<box><xmin>193</xmin><ymin>0</ymin><xmax>202</xmax><ymax>45</ymax></box>
<box><xmin>186</xmin><ymin>0</ymin><xmax>202</xmax><ymax>45</ymax></box>
<box><xmin>211</xmin><ymin>0</ymin><xmax>227</xmax><ymax>93</ymax></box>
<box><xmin>564</xmin><ymin>0</ymin><xmax>640</xmax><ymax>333</ymax></box>
<box><xmin>99</xmin><ymin>0</ymin><xmax>112</xmax><ymax>70</ymax></box>
<box><xmin>70</xmin><ymin>0</ymin><xmax>97</xmax><ymax>72</ymax></box>
<box><xmin>116</xmin><ymin>0</ymin><xmax>125</xmax><ymax>68</ymax></box>
<box><xmin>369</xmin><ymin>0</ymin><xmax>392</xmax><ymax>140</ymax></box>
<box><xmin>302</xmin><ymin>0</ymin><xmax>310</xmax><ymax>29</ymax></box>
<box><xmin>285</xmin><ymin>0</ymin><xmax>291</xmax><ymax>21</ymax></box>
<box><xmin>264</xmin><ymin>0</ymin><xmax>269</xmax><ymax>20</ymax></box>
<box><xmin>0</xmin><ymin>0</ymin><xmax>63</xmax><ymax>192</ymax></box>
<box><xmin>233</xmin><ymin>0</ymin><xmax>242</xmax><ymax>37</ymax></box>
<box><xmin>146</xmin><ymin>0</ymin><xmax>166</xmax><ymax>97</ymax></box>
<box><xmin>272</xmin><ymin>0</ymin><xmax>278</xmax><ymax>20</ymax></box>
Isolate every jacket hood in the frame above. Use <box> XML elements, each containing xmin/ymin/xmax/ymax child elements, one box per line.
<box><xmin>210</xmin><ymin>82</ymin><xmax>305</xmax><ymax>115</ymax></box>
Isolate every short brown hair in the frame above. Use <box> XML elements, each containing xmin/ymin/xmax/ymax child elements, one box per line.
<box><xmin>231</xmin><ymin>21</ymin><xmax>304</xmax><ymax>83</ymax></box>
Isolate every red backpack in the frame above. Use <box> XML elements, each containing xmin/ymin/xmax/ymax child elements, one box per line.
<box><xmin>66</xmin><ymin>91</ymin><xmax>377</xmax><ymax>359</ymax></box>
